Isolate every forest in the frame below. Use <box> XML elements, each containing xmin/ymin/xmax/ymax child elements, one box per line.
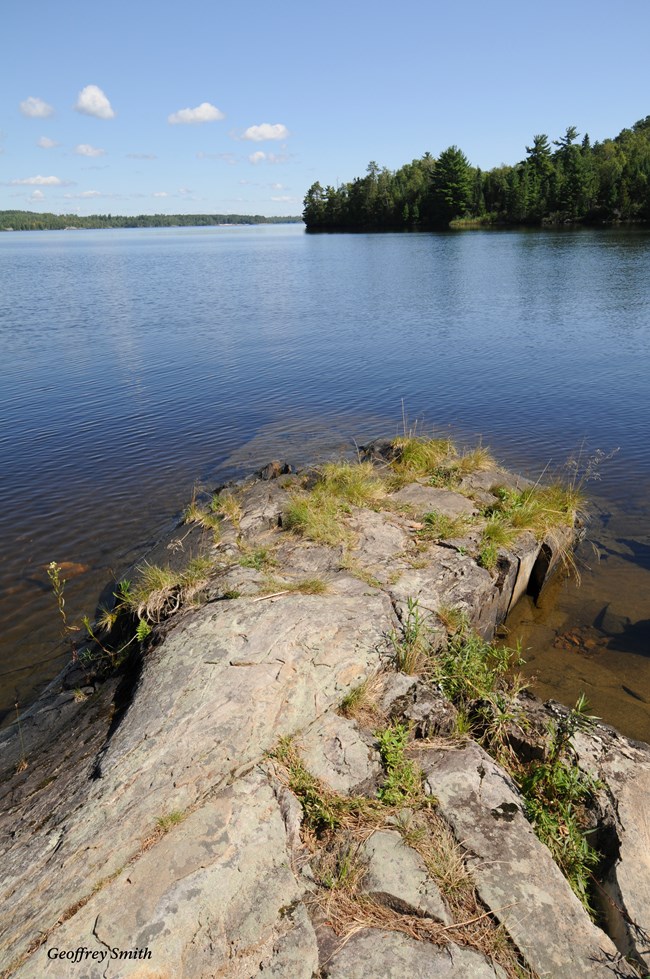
<box><xmin>0</xmin><ymin>211</ymin><xmax>301</xmax><ymax>231</ymax></box>
<box><xmin>303</xmin><ymin>116</ymin><xmax>650</xmax><ymax>231</ymax></box>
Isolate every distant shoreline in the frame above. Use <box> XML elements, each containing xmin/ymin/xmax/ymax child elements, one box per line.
<box><xmin>0</xmin><ymin>210</ymin><xmax>303</xmax><ymax>232</ymax></box>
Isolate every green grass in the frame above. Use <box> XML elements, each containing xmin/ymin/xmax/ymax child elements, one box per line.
<box><xmin>422</xmin><ymin>510</ymin><xmax>474</xmax><ymax>541</ymax></box>
<box><xmin>389</xmin><ymin>435</ymin><xmax>456</xmax><ymax>482</ymax></box>
<box><xmin>210</xmin><ymin>491</ymin><xmax>242</xmax><ymax>528</ymax></box>
<box><xmin>319</xmin><ymin>460</ymin><xmax>387</xmax><ymax>507</ymax></box>
<box><xmin>156</xmin><ymin>810</ymin><xmax>186</xmax><ymax>833</ymax></box>
<box><xmin>484</xmin><ymin>483</ymin><xmax>584</xmax><ymax>539</ymax></box>
<box><xmin>262</xmin><ymin>575</ymin><xmax>329</xmax><ymax>595</ymax></box>
<box><xmin>239</xmin><ymin>546</ymin><xmax>277</xmax><ymax>571</ymax></box>
<box><xmin>516</xmin><ymin>696</ymin><xmax>601</xmax><ymax>913</ymax></box>
<box><xmin>283</xmin><ymin>490</ymin><xmax>350</xmax><ymax>546</ymax></box>
<box><xmin>375</xmin><ymin>723</ymin><xmax>424</xmax><ymax>806</ymax></box>
<box><xmin>270</xmin><ymin>737</ymin><xmax>377</xmax><ymax>833</ymax></box>
<box><xmin>389</xmin><ymin>598</ymin><xmax>432</xmax><ymax>675</ymax></box>
<box><xmin>182</xmin><ymin>497</ymin><xmax>222</xmax><ymax>538</ymax></box>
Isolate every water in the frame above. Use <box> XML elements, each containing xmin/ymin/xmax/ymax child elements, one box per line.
<box><xmin>1</xmin><ymin>224</ymin><xmax>648</xmax><ymax>739</ymax></box>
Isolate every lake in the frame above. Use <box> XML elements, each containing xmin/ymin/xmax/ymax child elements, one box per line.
<box><xmin>1</xmin><ymin>224</ymin><xmax>648</xmax><ymax>739</ymax></box>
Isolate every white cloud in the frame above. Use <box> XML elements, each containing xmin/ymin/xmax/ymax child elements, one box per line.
<box><xmin>20</xmin><ymin>96</ymin><xmax>54</xmax><ymax>118</ymax></box>
<box><xmin>152</xmin><ymin>191</ymin><xmax>168</xmax><ymax>198</ymax></box>
<box><xmin>75</xmin><ymin>85</ymin><xmax>115</xmax><ymax>119</ymax></box>
<box><xmin>168</xmin><ymin>102</ymin><xmax>224</xmax><ymax>125</ymax></box>
<box><xmin>79</xmin><ymin>190</ymin><xmax>102</xmax><ymax>198</ymax></box>
<box><xmin>248</xmin><ymin>150</ymin><xmax>288</xmax><ymax>166</ymax></box>
<box><xmin>29</xmin><ymin>189</ymin><xmax>45</xmax><ymax>201</ymax></box>
<box><xmin>37</xmin><ymin>136</ymin><xmax>58</xmax><ymax>149</ymax></box>
<box><xmin>242</xmin><ymin>123</ymin><xmax>289</xmax><ymax>142</ymax></box>
<box><xmin>75</xmin><ymin>143</ymin><xmax>106</xmax><ymax>157</ymax></box>
<box><xmin>271</xmin><ymin>195</ymin><xmax>299</xmax><ymax>203</ymax></box>
<box><xmin>11</xmin><ymin>174</ymin><xmax>64</xmax><ymax>186</ymax></box>
<box><xmin>271</xmin><ymin>182</ymin><xmax>285</xmax><ymax>190</ymax></box>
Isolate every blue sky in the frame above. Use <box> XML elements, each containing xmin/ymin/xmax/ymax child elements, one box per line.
<box><xmin>2</xmin><ymin>0</ymin><xmax>649</xmax><ymax>217</ymax></box>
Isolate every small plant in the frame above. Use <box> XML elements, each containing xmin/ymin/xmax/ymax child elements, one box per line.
<box><xmin>262</xmin><ymin>575</ymin><xmax>329</xmax><ymax>595</ymax></box>
<box><xmin>47</xmin><ymin>561</ymin><xmax>70</xmax><ymax>631</ymax></box>
<box><xmin>270</xmin><ymin>738</ymin><xmax>380</xmax><ymax>835</ymax></box>
<box><xmin>318</xmin><ymin>460</ymin><xmax>387</xmax><ymax>507</ymax></box>
<box><xmin>14</xmin><ymin>700</ymin><xmax>28</xmax><ymax>772</ymax></box>
<box><xmin>436</xmin><ymin>604</ymin><xmax>468</xmax><ymax>635</ymax></box>
<box><xmin>283</xmin><ymin>491</ymin><xmax>349</xmax><ymax>546</ymax></box>
<box><xmin>390</xmin><ymin>435</ymin><xmax>456</xmax><ymax>481</ymax></box>
<box><xmin>375</xmin><ymin>723</ymin><xmax>424</xmax><ymax>806</ymax></box>
<box><xmin>422</xmin><ymin>510</ymin><xmax>473</xmax><ymax>541</ymax></box>
<box><xmin>211</xmin><ymin>491</ymin><xmax>242</xmax><ymax>529</ymax></box>
<box><xmin>239</xmin><ymin>546</ymin><xmax>276</xmax><ymax>571</ymax></box>
<box><xmin>156</xmin><ymin>810</ymin><xmax>185</xmax><ymax>834</ymax></box>
<box><xmin>517</xmin><ymin>696</ymin><xmax>601</xmax><ymax>913</ymax></box>
<box><xmin>389</xmin><ymin>598</ymin><xmax>432</xmax><ymax>675</ymax></box>
<box><xmin>183</xmin><ymin>492</ymin><xmax>222</xmax><ymax>539</ymax></box>
<box><xmin>124</xmin><ymin>556</ymin><xmax>213</xmax><ymax>623</ymax></box>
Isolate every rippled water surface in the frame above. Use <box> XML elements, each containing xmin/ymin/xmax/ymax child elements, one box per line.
<box><xmin>1</xmin><ymin>225</ymin><xmax>649</xmax><ymax>737</ymax></box>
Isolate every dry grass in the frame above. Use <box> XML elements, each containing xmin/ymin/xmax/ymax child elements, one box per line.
<box><xmin>211</xmin><ymin>491</ymin><xmax>243</xmax><ymax>529</ymax></box>
<box><xmin>125</xmin><ymin>556</ymin><xmax>213</xmax><ymax>623</ymax></box>
<box><xmin>339</xmin><ymin>675</ymin><xmax>385</xmax><ymax>726</ymax></box>
<box><xmin>182</xmin><ymin>492</ymin><xmax>222</xmax><ymax>539</ymax></box>
<box><xmin>261</xmin><ymin>575</ymin><xmax>329</xmax><ymax>596</ymax></box>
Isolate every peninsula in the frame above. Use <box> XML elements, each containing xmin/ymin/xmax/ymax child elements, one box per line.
<box><xmin>1</xmin><ymin>437</ymin><xmax>648</xmax><ymax>978</ymax></box>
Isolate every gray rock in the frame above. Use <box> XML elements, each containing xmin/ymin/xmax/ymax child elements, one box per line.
<box><xmin>324</xmin><ymin>928</ymin><xmax>503</xmax><ymax>978</ymax></box>
<box><xmin>359</xmin><ymin>829</ymin><xmax>450</xmax><ymax>923</ymax></box>
<box><xmin>12</xmin><ymin>772</ymin><xmax>318</xmax><ymax>979</ymax></box>
<box><xmin>573</xmin><ymin>726</ymin><xmax>650</xmax><ymax>972</ymax></box>
<box><xmin>388</xmin><ymin>547</ymin><xmax>501</xmax><ymax>639</ymax></box>
<box><xmin>0</xmin><ymin>592</ymin><xmax>393</xmax><ymax>970</ymax></box>
<box><xmin>419</xmin><ymin>741</ymin><xmax>640</xmax><ymax>978</ymax></box>
<box><xmin>389</xmin><ymin>484</ymin><xmax>478</xmax><ymax>518</ymax></box>
<box><xmin>384</xmin><ymin>678</ymin><xmax>459</xmax><ymax>738</ymax></box>
<box><xmin>299</xmin><ymin>713</ymin><xmax>382</xmax><ymax>795</ymax></box>
<box><xmin>350</xmin><ymin>508</ymin><xmax>408</xmax><ymax>570</ymax></box>
<box><xmin>238</xmin><ymin>480</ymin><xmax>289</xmax><ymax>537</ymax></box>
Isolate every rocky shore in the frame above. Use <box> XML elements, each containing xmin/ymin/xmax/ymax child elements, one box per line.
<box><xmin>1</xmin><ymin>438</ymin><xmax>648</xmax><ymax>978</ymax></box>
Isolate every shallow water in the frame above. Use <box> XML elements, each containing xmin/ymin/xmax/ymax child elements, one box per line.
<box><xmin>1</xmin><ymin>224</ymin><xmax>648</xmax><ymax>738</ymax></box>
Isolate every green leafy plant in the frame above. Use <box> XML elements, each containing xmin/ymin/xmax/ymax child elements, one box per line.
<box><xmin>375</xmin><ymin>723</ymin><xmax>424</xmax><ymax>806</ymax></box>
<box><xmin>517</xmin><ymin>696</ymin><xmax>601</xmax><ymax>913</ymax></box>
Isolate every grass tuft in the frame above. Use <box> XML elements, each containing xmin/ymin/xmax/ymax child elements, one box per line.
<box><xmin>124</xmin><ymin>556</ymin><xmax>213</xmax><ymax>623</ymax></box>
<box><xmin>389</xmin><ymin>598</ymin><xmax>433</xmax><ymax>675</ymax></box>
<box><xmin>422</xmin><ymin>510</ymin><xmax>474</xmax><ymax>541</ymax></box>
<box><xmin>283</xmin><ymin>491</ymin><xmax>350</xmax><ymax>546</ymax></box>
<box><xmin>390</xmin><ymin>436</ymin><xmax>456</xmax><ymax>482</ymax></box>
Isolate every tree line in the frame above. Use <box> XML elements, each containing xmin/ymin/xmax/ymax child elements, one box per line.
<box><xmin>0</xmin><ymin>211</ymin><xmax>302</xmax><ymax>231</ymax></box>
<box><xmin>303</xmin><ymin>116</ymin><xmax>650</xmax><ymax>231</ymax></box>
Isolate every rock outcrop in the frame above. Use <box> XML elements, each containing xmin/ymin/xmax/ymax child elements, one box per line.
<box><xmin>0</xmin><ymin>450</ymin><xmax>646</xmax><ymax>979</ymax></box>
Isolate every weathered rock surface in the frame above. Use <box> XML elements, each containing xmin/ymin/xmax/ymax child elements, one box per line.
<box><xmin>419</xmin><ymin>741</ymin><xmax>640</xmax><ymax>978</ymax></box>
<box><xmin>389</xmin><ymin>484</ymin><xmax>479</xmax><ymax>518</ymax></box>
<box><xmin>359</xmin><ymin>829</ymin><xmax>450</xmax><ymax>923</ymax></box>
<box><xmin>14</xmin><ymin>771</ymin><xmax>318</xmax><ymax>979</ymax></box>
<box><xmin>299</xmin><ymin>713</ymin><xmax>382</xmax><ymax>795</ymax></box>
<box><xmin>572</xmin><ymin>723</ymin><xmax>650</xmax><ymax>973</ymax></box>
<box><xmin>0</xmin><ymin>592</ymin><xmax>394</xmax><ymax>972</ymax></box>
<box><xmin>324</xmin><ymin>929</ymin><xmax>504</xmax><ymax>978</ymax></box>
